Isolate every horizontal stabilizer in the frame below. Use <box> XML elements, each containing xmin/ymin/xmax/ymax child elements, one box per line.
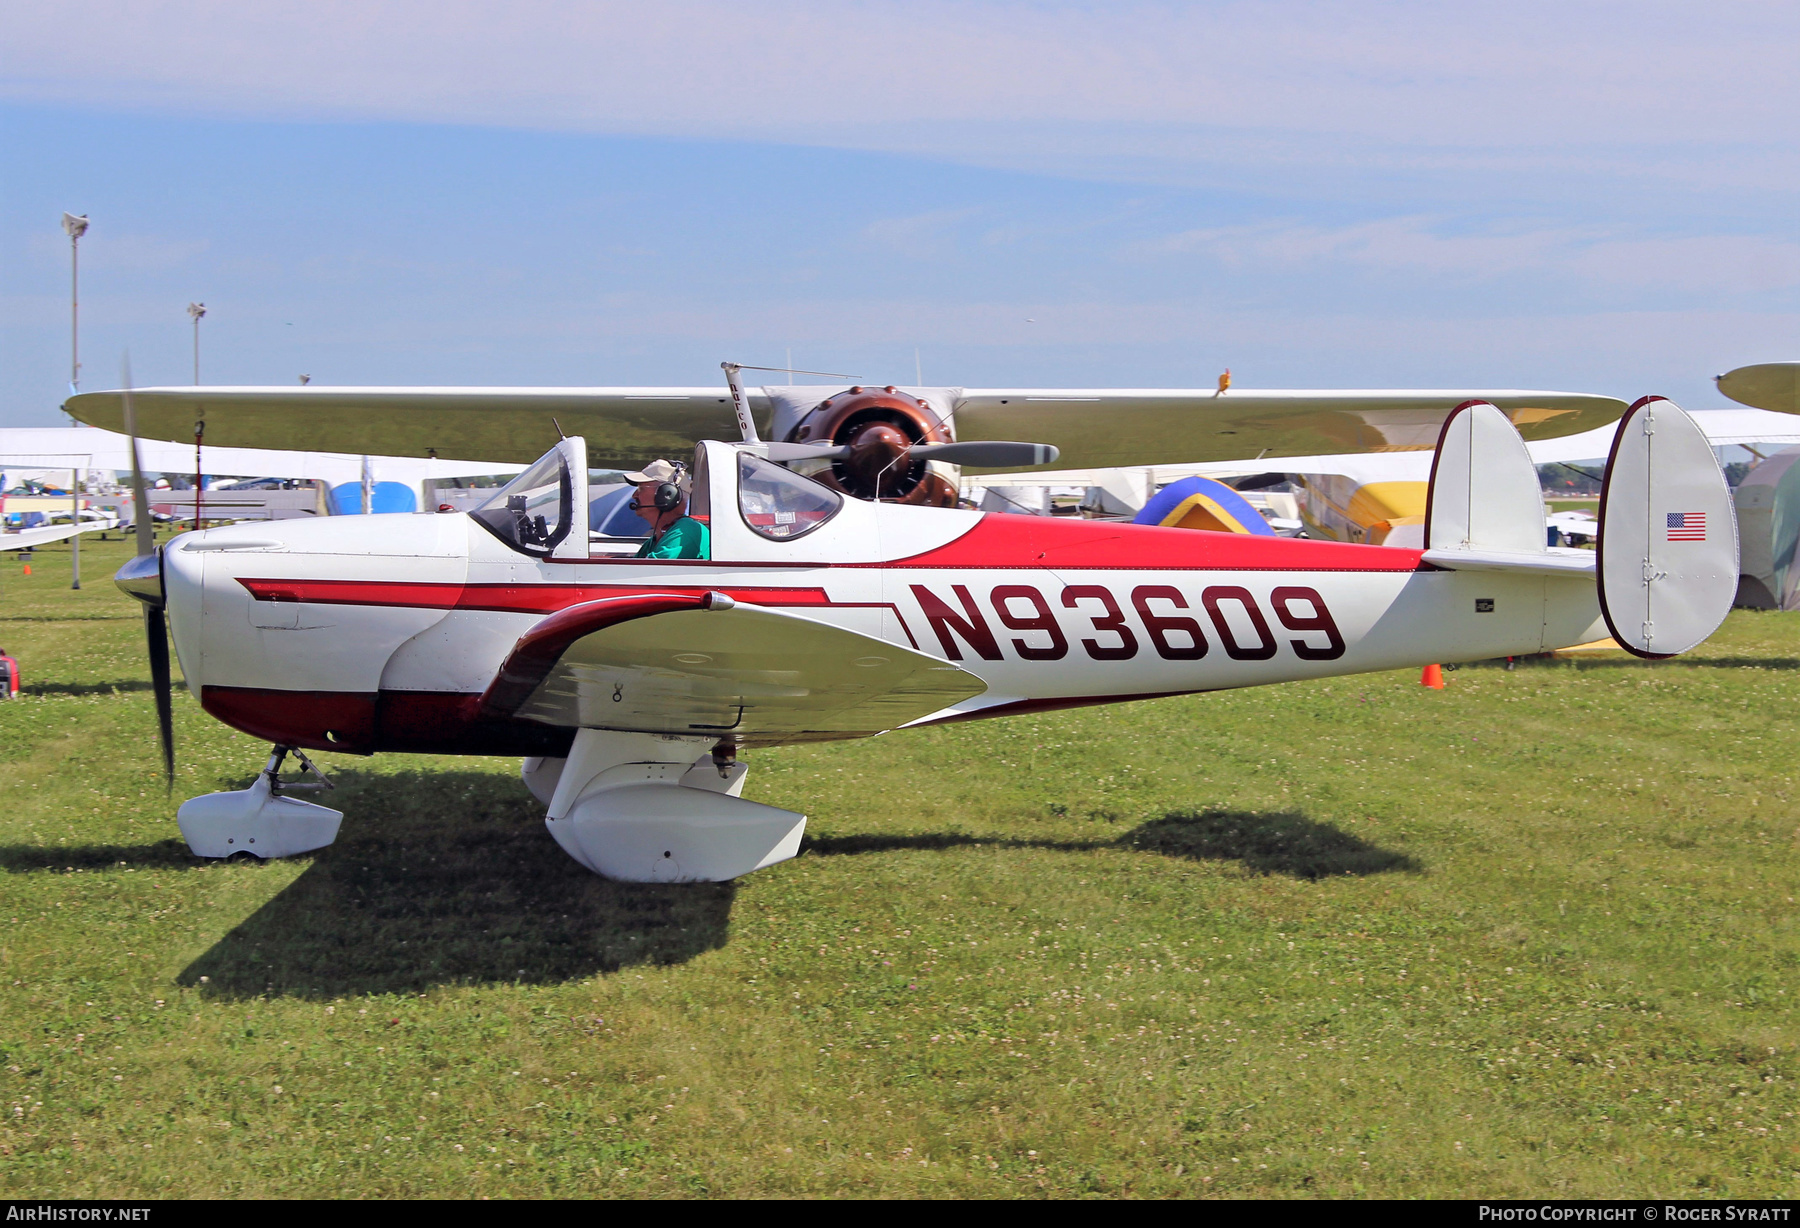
<box><xmin>1598</xmin><ymin>398</ymin><xmax>1738</xmax><ymax>659</ymax></box>
<box><xmin>1421</xmin><ymin>548</ymin><xmax>1596</xmax><ymax>577</ymax></box>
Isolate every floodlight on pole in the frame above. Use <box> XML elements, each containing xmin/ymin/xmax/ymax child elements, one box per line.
<box><xmin>187</xmin><ymin>302</ymin><xmax>206</xmax><ymax>385</ymax></box>
<box><xmin>61</xmin><ymin>213</ymin><xmax>89</xmax><ymax>400</ymax></box>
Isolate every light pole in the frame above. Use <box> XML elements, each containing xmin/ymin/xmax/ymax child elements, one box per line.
<box><xmin>187</xmin><ymin>303</ymin><xmax>207</xmax><ymax>530</ymax></box>
<box><xmin>70</xmin><ymin>465</ymin><xmax>81</xmax><ymax>590</ymax></box>
<box><xmin>187</xmin><ymin>302</ymin><xmax>206</xmax><ymax>384</ymax></box>
<box><xmin>61</xmin><ymin>213</ymin><xmax>89</xmax><ymax>407</ymax></box>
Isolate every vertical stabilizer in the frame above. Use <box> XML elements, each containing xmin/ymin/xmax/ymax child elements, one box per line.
<box><xmin>1425</xmin><ymin>400</ymin><xmax>1545</xmax><ymax>554</ymax></box>
<box><xmin>1598</xmin><ymin>397</ymin><xmax>1738</xmax><ymax>659</ymax></box>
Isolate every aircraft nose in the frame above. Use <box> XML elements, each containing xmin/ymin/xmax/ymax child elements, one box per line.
<box><xmin>113</xmin><ymin>549</ymin><xmax>163</xmax><ymax>606</ymax></box>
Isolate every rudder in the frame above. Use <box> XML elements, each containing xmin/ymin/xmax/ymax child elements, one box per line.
<box><xmin>1425</xmin><ymin>400</ymin><xmax>1545</xmax><ymax>553</ymax></box>
<box><xmin>1598</xmin><ymin>397</ymin><xmax>1738</xmax><ymax>658</ymax></box>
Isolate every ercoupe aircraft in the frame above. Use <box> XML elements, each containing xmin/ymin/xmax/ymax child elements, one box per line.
<box><xmin>73</xmin><ymin>377</ymin><xmax>1735</xmax><ymax>882</ymax></box>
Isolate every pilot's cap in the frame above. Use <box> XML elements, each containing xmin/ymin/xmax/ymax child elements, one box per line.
<box><xmin>623</xmin><ymin>459</ymin><xmax>684</xmax><ymax>486</ymax></box>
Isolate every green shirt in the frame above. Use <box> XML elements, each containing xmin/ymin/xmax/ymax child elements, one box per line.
<box><xmin>635</xmin><ymin>516</ymin><xmax>710</xmax><ymax>560</ymax></box>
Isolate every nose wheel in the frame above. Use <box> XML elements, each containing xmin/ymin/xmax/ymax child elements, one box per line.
<box><xmin>175</xmin><ymin>745</ymin><xmax>343</xmax><ymax>861</ymax></box>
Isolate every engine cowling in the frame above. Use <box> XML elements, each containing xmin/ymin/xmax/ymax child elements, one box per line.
<box><xmin>786</xmin><ymin>386</ymin><xmax>957</xmax><ymax>506</ymax></box>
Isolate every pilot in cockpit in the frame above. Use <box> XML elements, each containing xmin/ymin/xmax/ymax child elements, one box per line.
<box><xmin>626</xmin><ymin>459</ymin><xmax>711</xmax><ymax>560</ymax></box>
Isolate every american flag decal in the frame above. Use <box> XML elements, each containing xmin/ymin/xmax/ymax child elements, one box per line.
<box><xmin>1666</xmin><ymin>512</ymin><xmax>1707</xmax><ymax>541</ymax></box>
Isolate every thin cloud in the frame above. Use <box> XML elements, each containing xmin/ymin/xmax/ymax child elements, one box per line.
<box><xmin>861</xmin><ymin>208</ymin><xmax>984</xmax><ymax>260</ymax></box>
<box><xmin>4</xmin><ymin>1</ymin><xmax>1796</xmax><ymax>180</ymax></box>
<box><xmin>1143</xmin><ymin>217</ymin><xmax>1800</xmax><ymax>295</ymax></box>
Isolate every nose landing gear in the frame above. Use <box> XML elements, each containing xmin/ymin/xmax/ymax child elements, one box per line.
<box><xmin>176</xmin><ymin>746</ymin><xmax>343</xmax><ymax>860</ymax></box>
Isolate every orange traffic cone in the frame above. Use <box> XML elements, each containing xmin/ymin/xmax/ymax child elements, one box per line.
<box><xmin>21</xmin><ymin>563</ymin><xmax>30</xmax><ymax>576</ymax></box>
<box><xmin>1421</xmin><ymin>663</ymin><xmax>1444</xmax><ymax>689</ymax></box>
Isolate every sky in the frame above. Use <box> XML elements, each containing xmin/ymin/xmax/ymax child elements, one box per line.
<box><xmin>2</xmin><ymin>0</ymin><xmax>1797</xmax><ymax>427</ymax></box>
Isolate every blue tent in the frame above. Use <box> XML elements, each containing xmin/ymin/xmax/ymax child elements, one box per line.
<box><xmin>1133</xmin><ymin>476</ymin><xmax>1275</xmax><ymax>535</ymax></box>
<box><xmin>330</xmin><ymin>482</ymin><xmax>418</xmax><ymax>515</ymax></box>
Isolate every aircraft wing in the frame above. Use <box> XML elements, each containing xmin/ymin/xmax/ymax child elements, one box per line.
<box><xmin>481</xmin><ymin>591</ymin><xmax>987</xmax><ymax>746</ymax></box>
<box><xmin>1</xmin><ymin>425</ymin><xmax>518</xmax><ymax>484</ymax></box>
<box><xmin>63</xmin><ymin>386</ymin><xmax>744</xmax><ymax>468</ymax></box>
<box><xmin>979</xmin><ymin>407</ymin><xmax>1800</xmax><ymax>490</ymax></box>
<box><xmin>0</xmin><ymin>522</ymin><xmax>106</xmax><ymax>551</ymax></box>
<box><xmin>951</xmin><ymin>388</ymin><xmax>1625</xmax><ymax>470</ymax></box>
<box><xmin>64</xmin><ymin>384</ymin><xmax>1624</xmax><ymax>469</ymax></box>
<box><xmin>1718</xmin><ymin>363</ymin><xmax>1800</xmax><ymax>414</ymax></box>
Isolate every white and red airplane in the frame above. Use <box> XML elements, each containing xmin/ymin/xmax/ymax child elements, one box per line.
<box><xmin>83</xmin><ymin>380</ymin><xmax>1735</xmax><ymax>883</ymax></box>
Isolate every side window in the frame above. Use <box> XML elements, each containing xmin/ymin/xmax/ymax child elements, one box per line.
<box><xmin>738</xmin><ymin>452</ymin><xmax>841</xmax><ymax>541</ymax></box>
<box><xmin>470</xmin><ymin>448</ymin><xmax>571</xmax><ymax>557</ymax></box>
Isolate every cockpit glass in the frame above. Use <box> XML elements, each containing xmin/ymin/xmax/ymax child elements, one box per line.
<box><xmin>737</xmin><ymin>452</ymin><xmax>842</xmax><ymax>541</ymax></box>
<box><xmin>587</xmin><ymin>481</ymin><xmax>649</xmax><ymax>538</ymax></box>
<box><xmin>470</xmin><ymin>448</ymin><xmax>571</xmax><ymax>557</ymax></box>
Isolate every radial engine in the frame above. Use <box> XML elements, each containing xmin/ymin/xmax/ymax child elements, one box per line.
<box><xmin>781</xmin><ymin>385</ymin><xmax>958</xmax><ymax>506</ymax></box>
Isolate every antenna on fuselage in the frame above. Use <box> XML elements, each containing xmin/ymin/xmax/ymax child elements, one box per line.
<box><xmin>720</xmin><ymin>361</ymin><xmax>851</xmax><ymax>445</ymax></box>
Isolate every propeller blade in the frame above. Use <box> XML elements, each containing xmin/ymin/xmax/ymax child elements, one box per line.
<box><xmin>120</xmin><ymin>356</ymin><xmax>174</xmax><ymax>789</ymax></box>
<box><xmin>121</xmin><ymin>356</ymin><xmax>154</xmax><ymax>559</ymax></box>
<box><xmin>145</xmin><ymin>601</ymin><xmax>175</xmax><ymax>791</ymax></box>
<box><xmin>763</xmin><ymin>441</ymin><xmax>851</xmax><ymax>463</ymax></box>
<box><xmin>908</xmin><ymin>441</ymin><xmax>1060</xmax><ymax>468</ymax></box>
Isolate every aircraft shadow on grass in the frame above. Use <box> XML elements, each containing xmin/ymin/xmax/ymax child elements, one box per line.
<box><xmin>805</xmin><ymin>808</ymin><xmax>1418</xmax><ymax>881</ymax></box>
<box><xmin>173</xmin><ymin>768</ymin><xmax>738</xmax><ymax>1000</ymax></box>
<box><xmin>1</xmin><ymin>772</ymin><xmax>1414</xmax><ymax>1000</ymax></box>
<box><xmin>0</xmin><ymin>838</ymin><xmax>200</xmax><ymax>871</ymax></box>
<box><xmin>21</xmin><ymin>680</ymin><xmax>158</xmax><ymax>697</ymax></box>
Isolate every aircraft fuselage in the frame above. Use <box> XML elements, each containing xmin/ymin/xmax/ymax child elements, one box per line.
<box><xmin>162</xmin><ymin>505</ymin><xmax>1606</xmax><ymax>758</ymax></box>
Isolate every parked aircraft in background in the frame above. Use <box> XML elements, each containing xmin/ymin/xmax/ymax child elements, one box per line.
<box><xmin>63</xmin><ymin>381</ymin><xmax>1626</xmax><ymax>492</ymax></box>
<box><xmin>1</xmin><ymin>426</ymin><xmax>521</xmax><ymax>530</ymax></box>
<box><xmin>1718</xmin><ymin>363</ymin><xmax>1800</xmax><ymax>416</ymax></box>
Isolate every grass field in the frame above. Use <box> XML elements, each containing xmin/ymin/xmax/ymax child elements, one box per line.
<box><xmin>2</xmin><ymin>534</ymin><xmax>1797</xmax><ymax>1198</ymax></box>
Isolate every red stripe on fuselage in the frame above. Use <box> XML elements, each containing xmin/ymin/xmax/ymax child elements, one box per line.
<box><xmin>238</xmin><ymin>579</ymin><xmax>832</xmax><ymax>612</ymax></box>
<box><xmin>877</xmin><ymin>515</ymin><xmax>1427</xmax><ymax>571</ymax></box>
<box><xmin>200</xmin><ymin>685</ymin><xmax>576</xmax><ymax>757</ymax></box>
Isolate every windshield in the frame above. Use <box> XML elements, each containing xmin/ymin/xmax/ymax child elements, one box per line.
<box><xmin>738</xmin><ymin>452</ymin><xmax>842</xmax><ymax>541</ymax></box>
<box><xmin>470</xmin><ymin>448</ymin><xmax>572</xmax><ymax>557</ymax></box>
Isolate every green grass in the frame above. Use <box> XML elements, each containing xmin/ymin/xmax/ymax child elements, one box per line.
<box><xmin>2</xmin><ymin>535</ymin><xmax>1798</xmax><ymax>1198</ymax></box>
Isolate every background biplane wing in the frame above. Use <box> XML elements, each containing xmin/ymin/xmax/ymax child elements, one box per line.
<box><xmin>949</xmin><ymin>387</ymin><xmax>1625</xmax><ymax>470</ymax></box>
<box><xmin>1717</xmin><ymin>363</ymin><xmax>1800</xmax><ymax>415</ymax></box>
<box><xmin>63</xmin><ymin>384</ymin><xmax>1627</xmax><ymax>471</ymax></box>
